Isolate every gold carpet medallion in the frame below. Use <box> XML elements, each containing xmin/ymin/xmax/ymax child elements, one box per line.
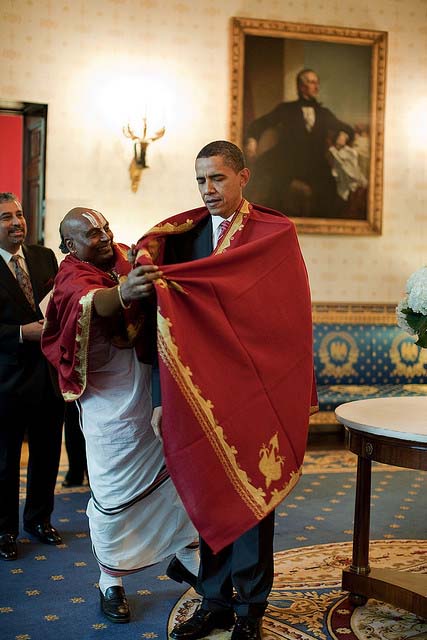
<box><xmin>168</xmin><ymin>540</ymin><xmax>427</xmax><ymax>639</ymax></box>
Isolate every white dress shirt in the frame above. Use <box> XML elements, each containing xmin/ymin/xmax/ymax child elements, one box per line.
<box><xmin>301</xmin><ymin>106</ymin><xmax>316</xmax><ymax>132</ymax></box>
<box><xmin>0</xmin><ymin>246</ymin><xmax>29</xmax><ymax>276</ymax></box>
<box><xmin>211</xmin><ymin>214</ymin><xmax>234</xmax><ymax>248</ymax></box>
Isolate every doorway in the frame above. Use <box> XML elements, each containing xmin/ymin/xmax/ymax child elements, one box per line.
<box><xmin>0</xmin><ymin>101</ymin><xmax>48</xmax><ymax>245</ymax></box>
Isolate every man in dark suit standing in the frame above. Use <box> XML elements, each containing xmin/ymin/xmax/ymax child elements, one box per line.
<box><xmin>148</xmin><ymin>145</ymin><xmax>274</xmax><ymax>640</ymax></box>
<box><xmin>244</xmin><ymin>68</ymin><xmax>354</xmax><ymax>217</ymax></box>
<box><xmin>140</xmin><ymin>141</ymin><xmax>316</xmax><ymax>640</ymax></box>
<box><xmin>0</xmin><ymin>192</ymin><xmax>64</xmax><ymax>561</ymax></box>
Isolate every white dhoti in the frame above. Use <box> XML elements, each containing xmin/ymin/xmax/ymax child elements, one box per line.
<box><xmin>80</xmin><ymin>328</ymin><xmax>197</xmax><ymax>575</ymax></box>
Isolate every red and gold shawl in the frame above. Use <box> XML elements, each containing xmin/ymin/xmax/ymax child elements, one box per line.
<box><xmin>136</xmin><ymin>199</ymin><xmax>317</xmax><ymax>552</ymax></box>
<box><xmin>42</xmin><ymin>243</ymin><xmax>143</xmax><ymax>401</ymax></box>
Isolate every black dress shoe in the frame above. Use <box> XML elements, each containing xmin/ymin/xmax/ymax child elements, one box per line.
<box><xmin>170</xmin><ymin>607</ymin><xmax>235</xmax><ymax>640</ymax></box>
<box><xmin>24</xmin><ymin>522</ymin><xmax>63</xmax><ymax>545</ymax></box>
<box><xmin>166</xmin><ymin>556</ymin><xmax>198</xmax><ymax>589</ymax></box>
<box><xmin>0</xmin><ymin>534</ymin><xmax>17</xmax><ymax>561</ymax></box>
<box><xmin>100</xmin><ymin>586</ymin><xmax>130</xmax><ymax>623</ymax></box>
<box><xmin>231</xmin><ymin>616</ymin><xmax>262</xmax><ymax>640</ymax></box>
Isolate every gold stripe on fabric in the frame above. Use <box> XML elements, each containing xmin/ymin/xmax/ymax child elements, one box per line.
<box><xmin>63</xmin><ymin>391</ymin><xmax>80</xmax><ymax>401</ymax></box>
<box><xmin>135</xmin><ymin>248</ymin><xmax>151</xmax><ymax>262</ymax></box>
<box><xmin>312</xmin><ymin>302</ymin><xmax>397</xmax><ymax>325</ymax></box>
<box><xmin>157</xmin><ymin>278</ymin><xmax>188</xmax><ymax>294</ymax></box>
<box><xmin>214</xmin><ymin>199</ymin><xmax>251</xmax><ymax>255</ymax></box>
<box><xmin>124</xmin><ymin>322</ymin><xmax>139</xmax><ymax>344</ymax></box>
<box><xmin>146</xmin><ymin>219</ymin><xmax>196</xmax><ymax>235</ymax></box>
<box><xmin>158</xmin><ymin>310</ymin><xmax>301</xmax><ymax>519</ymax></box>
<box><xmin>75</xmin><ymin>289</ymin><xmax>97</xmax><ymax>393</ymax></box>
<box><xmin>62</xmin><ymin>289</ymin><xmax>98</xmax><ymax>401</ymax></box>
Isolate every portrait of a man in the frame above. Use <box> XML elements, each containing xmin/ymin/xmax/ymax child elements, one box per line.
<box><xmin>244</xmin><ymin>67</ymin><xmax>368</xmax><ymax>219</ymax></box>
<box><xmin>230</xmin><ymin>18</ymin><xmax>387</xmax><ymax>235</ymax></box>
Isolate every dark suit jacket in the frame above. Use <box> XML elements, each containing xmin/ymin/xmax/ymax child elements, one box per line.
<box><xmin>246</xmin><ymin>99</ymin><xmax>354</xmax><ymax>212</ymax></box>
<box><xmin>247</xmin><ymin>98</ymin><xmax>354</xmax><ymax>178</ymax></box>
<box><xmin>152</xmin><ymin>215</ymin><xmax>213</xmax><ymax>407</ymax></box>
<box><xmin>0</xmin><ymin>244</ymin><xmax>59</xmax><ymax>409</ymax></box>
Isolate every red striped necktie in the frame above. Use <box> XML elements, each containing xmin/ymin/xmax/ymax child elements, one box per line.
<box><xmin>215</xmin><ymin>219</ymin><xmax>231</xmax><ymax>248</ymax></box>
<box><xmin>10</xmin><ymin>254</ymin><xmax>36</xmax><ymax>311</ymax></box>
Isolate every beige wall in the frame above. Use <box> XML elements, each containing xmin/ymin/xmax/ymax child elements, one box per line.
<box><xmin>1</xmin><ymin>0</ymin><xmax>426</xmax><ymax>303</ymax></box>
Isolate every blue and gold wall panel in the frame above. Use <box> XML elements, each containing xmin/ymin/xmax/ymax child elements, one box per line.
<box><xmin>312</xmin><ymin>303</ymin><xmax>427</xmax><ymax>416</ymax></box>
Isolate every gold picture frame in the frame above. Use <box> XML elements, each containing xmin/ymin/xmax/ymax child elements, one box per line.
<box><xmin>230</xmin><ymin>17</ymin><xmax>387</xmax><ymax>235</ymax></box>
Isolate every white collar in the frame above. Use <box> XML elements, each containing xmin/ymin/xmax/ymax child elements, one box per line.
<box><xmin>211</xmin><ymin>213</ymin><xmax>234</xmax><ymax>235</ymax></box>
<box><xmin>0</xmin><ymin>246</ymin><xmax>25</xmax><ymax>265</ymax></box>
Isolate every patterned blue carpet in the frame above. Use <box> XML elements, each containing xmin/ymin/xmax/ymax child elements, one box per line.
<box><xmin>1</xmin><ymin>449</ymin><xmax>426</xmax><ymax>639</ymax></box>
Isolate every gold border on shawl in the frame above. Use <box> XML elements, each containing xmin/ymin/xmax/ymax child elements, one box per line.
<box><xmin>157</xmin><ymin>278</ymin><xmax>188</xmax><ymax>295</ymax></box>
<box><xmin>147</xmin><ymin>219</ymin><xmax>196</xmax><ymax>235</ymax></box>
<box><xmin>213</xmin><ymin>199</ymin><xmax>251</xmax><ymax>255</ymax></box>
<box><xmin>135</xmin><ymin>248</ymin><xmax>152</xmax><ymax>262</ymax></box>
<box><xmin>158</xmin><ymin>311</ymin><xmax>301</xmax><ymax>520</ymax></box>
<box><xmin>62</xmin><ymin>289</ymin><xmax>98</xmax><ymax>401</ymax></box>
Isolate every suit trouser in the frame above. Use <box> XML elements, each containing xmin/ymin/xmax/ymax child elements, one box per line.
<box><xmin>198</xmin><ymin>511</ymin><xmax>275</xmax><ymax>618</ymax></box>
<box><xmin>63</xmin><ymin>401</ymin><xmax>87</xmax><ymax>483</ymax></box>
<box><xmin>0</xmin><ymin>385</ymin><xmax>63</xmax><ymax>536</ymax></box>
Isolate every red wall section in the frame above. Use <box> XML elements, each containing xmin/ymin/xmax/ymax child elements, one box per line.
<box><xmin>0</xmin><ymin>114</ymin><xmax>23</xmax><ymax>201</ymax></box>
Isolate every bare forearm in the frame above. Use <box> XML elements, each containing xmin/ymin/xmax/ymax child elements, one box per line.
<box><xmin>93</xmin><ymin>264</ymin><xmax>161</xmax><ymax>317</ymax></box>
<box><xmin>93</xmin><ymin>286</ymin><xmax>122</xmax><ymax>317</ymax></box>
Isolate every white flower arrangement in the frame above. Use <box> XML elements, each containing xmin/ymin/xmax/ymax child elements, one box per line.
<box><xmin>396</xmin><ymin>266</ymin><xmax>427</xmax><ymax>348</ymax></box>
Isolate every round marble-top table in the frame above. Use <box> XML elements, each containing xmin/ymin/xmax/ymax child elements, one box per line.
<box><xmin>335</xmin><ymin>397</ymin><xmax>427</xmax><ymax>619</ymax></box>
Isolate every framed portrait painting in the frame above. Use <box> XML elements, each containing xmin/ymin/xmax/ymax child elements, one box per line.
<box><xmin>230</xmin><ymin>17</ymin><xmax>387</xmax><ymax>235</ymax></box>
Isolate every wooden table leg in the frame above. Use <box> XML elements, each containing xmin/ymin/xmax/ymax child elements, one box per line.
<box><xmin>337</xmin><ymin>418</ymin><xmax>427</xmax><ymax>617</ymax></box>
<box><xmin>343</xmin><ymin>454</ymin><xmax>371</xmax><ymax>605</ymax></box>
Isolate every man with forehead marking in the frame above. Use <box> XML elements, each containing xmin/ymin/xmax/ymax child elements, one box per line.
<box><xmin>82</xmin><ymin>210</ymin><xmax>104</xmax><ymax>225</ymax></box>
<box><xmin>42</xmin><ymin>207</ymin><xmax>199</xmax><ymax>624</ymax></box>
<box><xmin>59</xmin><ymin>207</ymin><xmax>105</xmax><ymax>492</ymax></box>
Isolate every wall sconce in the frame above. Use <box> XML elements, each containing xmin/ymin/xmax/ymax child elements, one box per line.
<box><xmin>122</xmin><ymin>118</ymin><xmax>165</xmax><ymax>192</ymax></box>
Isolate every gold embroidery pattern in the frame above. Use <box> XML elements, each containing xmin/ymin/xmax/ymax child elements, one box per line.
<box><xmin>312</xmin><ymin>302</ymin><xmax>398</xmax><ymax>325</ymax></box>
<box><xmin>62</xmin><ymin>275</ymin><xmax>142</xmax><ymax>400</ymax></box>
<box><xmin>156</xmin><ymin>279</ymin><xmax>187</xmax><ymax>294</ymax></box>
<box><xmin>135</xmin><ymin>245</ymin><xmax>161</xmax><ymax>263</ymax></box>
<box><xmin>157</xmin><ymin>310</ymin><xmax>301</xmax><ymax>519</ymax></box>
<box><xmin>319</xmin><ymin>331</ymin><xmax>359</xmax><ymax>378</ymax></box>
<box><xmin>329</xmin><ymin>385</ymin><xmax>379</xmax><ymax>395</ymax></box>
<box><xmin>213</xmin><ymin>199</ymin><xmax>251</xmax><ymax>254</ymax></box>
<box><xmin>403</xmin><ymin>384</ymin><xmax>427</xmax><ymax>393</ymax></box>
<box><xmin>147</xmin><ymin>219</ymin><xmax>195</xmax><ymax>235</ymax></box>
<box><xmin>390</xmin><ymin>334</ymin><xmax>427</xmax><ymax>378</ymax></box>
<box><xmin>135</xmin><ymin>248</ymin><xmax>152</xmax><ymax>262</ymax></box>
<box><xmin>123</xmin><ymin>322</ymin><xmax>140</xmax><ymax>343</ymax></box>
<box><xmin>259</xmin><ymin>434</ymin><xmax>285</xmax><ymax>489</ymax></box>
<box><xmin>309</xmin><ymin>411</ymin><xmax>338</xmax><ymax>425</ymax></box>
<box><xmin>63</xmin><ymin>289</ymin><xmax>98</xmax><ymax>401</ymax></box>
<box><xmin>146</xmin><ymin>238</ymin><xmax>161</xmax><ymax>262</ymax></box>
<box><xmin>116</xmin><ymin>273</ymin><xmax>144</xmax><ymax>344</ymax></box>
